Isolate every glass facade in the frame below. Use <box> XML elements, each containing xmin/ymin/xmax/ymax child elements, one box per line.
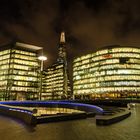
<box><xmin>0</xmin><ymin>42</ymin><xmax>41</xmax><ymax>101</ymax></box>
<box><xmin>73</xmin><ymin>46</ymin><xmax>140</xmax><ymax>99</ymax></box>
<box><xmin>42</xmin><ymin>63</ymin><xmax>71</xmax><ymax>100</ymax></box>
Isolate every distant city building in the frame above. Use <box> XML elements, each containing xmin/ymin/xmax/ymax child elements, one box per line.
<box><xmin>73</xmin><ymin>45</ymin><xmax>140</xmax><ymax>99</ymax></box>
<box><xmin>42</xmin><ymin>32</ymin><xmax>71</xmax><ymax>100</ymax></box>
<box><xmin>0</xmin><ymin>42</ymin><xmax>42</xmax><ymax>101</ymax></box>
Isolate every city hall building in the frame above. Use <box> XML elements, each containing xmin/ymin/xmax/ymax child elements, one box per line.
<box><xmin>0</xmin><ymin>42</ymin><xmax>42</xmax><ymax>101</ymax></box>
<box><xmin>73</xmin><ymin>45</ymin><xmax>140</xmax><ymax>99</ymax></box>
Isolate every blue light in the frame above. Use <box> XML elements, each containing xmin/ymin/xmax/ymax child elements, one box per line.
<box><xmin>8</xmin><ymin>108</ymin><xmax>33</xmax><ymax>114</ymax></box>
<box><xmin>0</xmin><ymin>101</ymin><xmax>104</xmax><ymax>113</ymax></box>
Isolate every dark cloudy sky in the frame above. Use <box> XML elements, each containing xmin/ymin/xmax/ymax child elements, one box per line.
<box><xmin>0</xmin><ymin>0</ymin><xmax>140</xmax><ymax>67</ymax></box>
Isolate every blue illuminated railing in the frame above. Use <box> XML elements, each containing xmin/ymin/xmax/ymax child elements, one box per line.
<box><xmin>0</xmin><ymin>104</ymin><xmax>33</xmax><ymax>115</ymax></box>
<box><xmin>8</xmin><ymin>108</ymin><xmax>33</xmax><ymax>115</ymax></box>
<box><xmin>0</xmin><ymin>101</ymin><xmax>104</xmax><ymax>114</ymax></box>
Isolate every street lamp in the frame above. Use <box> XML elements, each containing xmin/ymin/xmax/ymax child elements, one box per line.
<box><xmin>38</xmin><ymin>56</ymin><xmax>47</xmax><ymax>71</ymax></box>
<box><xmin>38</xmin><ymin>55</ymin><xmax>47</xmax><ymax>100</ymax></box>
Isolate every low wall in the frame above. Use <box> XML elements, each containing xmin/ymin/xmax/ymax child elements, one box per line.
<box><xmin>0</xmin><ymin>105</ymin><xmax>36</xmax><ymax>125</ymax></box>
<box><xmin>96</xmin><ymin>109</ymin><xmax>131</xmax><ymax>125</ymax></box>
<box><xmin>37</xmin><ymin>113</ymin><xmax>88</xmax><ymax>124</ymax></box>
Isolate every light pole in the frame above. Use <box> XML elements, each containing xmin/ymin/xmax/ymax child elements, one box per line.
<box><xmin>38</xmin><ymin>55</ymin><xmax>47</xmax><ymax>100</ymax></box>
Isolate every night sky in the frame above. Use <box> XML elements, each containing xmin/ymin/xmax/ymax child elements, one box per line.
<box><xmin>0</xmin><ymin>0</ymin><xmax>140</xmax><ymax>67</ymax></box>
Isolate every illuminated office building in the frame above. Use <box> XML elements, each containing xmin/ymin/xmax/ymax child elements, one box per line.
<box><xmin>0</xmin><ymin>42</ymin><xmax>42</xmax><ymax>101</ymax></box>
<box><xmin>73</xmin><ymin>45</ymin><xmax>140</xmax><ymax>99</ymax></box>
<box><xmin>42</xmin><ymin>32</ymin><xmax>71</xmax><ymax>100</ymax></box>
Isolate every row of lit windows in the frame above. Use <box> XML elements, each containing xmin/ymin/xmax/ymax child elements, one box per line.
<box><xmin>0</xmin><ymin>70</ymin><xmax>8</xmax><ymax>75</ymax></box>
<box><xmin>46</xmin><ymin>81</ymin><xmax>63</xmax><ymax>86</ymax></box>
<box><xmin>105</xmin><ymin>69</ymin><xmax>140</xmax><ymax>75</ymax></box>
<box><xmin>74</xmin><ymin>69</ymin><xmax>140</xmax><ymax>80</ymax></box>
<box><xmin>10</xmin><ymin>64</ymin><xmax>30</xmax><ymax>70</ymax></box>
<box><xmin>74</xmin><ymin>84</ymin><xmax>96</xmax><ymax>90</ymax></box>
<box><xmin>0</xmin><ymin>64</ymin><xmax>39</xmax><ymax>71</ymax></box>
<box><xmin>14</xmin><ymin>54</ymin><xmax>37</xmax><ymax>61</ymax></box>
<box><xmin>74</xmin><ymin>75</ymin><xmax>140</xmax><ymax>84</ymax></box>
<box><xmin>97</xmin><ymin>75</ymin><xmax>140</xmax><ymax>81</ymax></box>
<box><xmin>44</xmin><ymin>76</ymin><xmax>63</xmax><ymax>81</ymax></box>
<box><xmin>0</xmin><ymin>58</ymin><xmax>39</xmax><ymax>67</ymax></box>
<box><xmin>129</xmin><ymin>58</ymin><xmax>140</xmax><ymax>63</ymax></box>
<box><xmin>45</xmin><ymin>76</ymin><xmax>63</xmax><ymax>82</ymax></box>
<box><xmin>43</xmin><ymin>90</ymin><xmax>70</xmax><ymax>95</ymax></box>
<box><xmin>73</xmin><ymin>57</ymin><xmax>140</xmax><ymax>69</ymax></box>
<box><xmin>96</xmin><ymin>48</ymin><xmax>140</xmax><ymax>55</ymax></box>
<box><xmin>42</xmin><ymin>91</ymin><xmax>54</xmax><ymax>95</ymax></box>
<box><xmin>0</xmin><ymin>54</ymin><xmax>10</xmax><ymax>61</ymax></box>
<box><xmin>47</xmin><ymin>68</ymin><xmax>54</xmax><ymax>72</ymax></box>
<box><xmin>8</xmin><ymin>75</ymin><xmax>37</xmax><ymax>81</ymax></box>
<box><xmin>74</xmin><ymin>48</ymin><xmax>140</xmax><ymax>63</ymax></box>
<box><xmin>0</xmin><ymin>81</ymin><xmax>7</xmax><ymax>86</ymax></box>
<box><xmin>73</xmin><ymin>58</ymin><xmax>120</xmax><ymax>67</ymax></box>
<box><xmin>46</xmin><ymin>72</ymin><xmax>63</xmax><ymax>79</ymax></box>
<box><xmin>0</xmin><ymin>76</ymin><xmax>7</xmax><ymax>80</ymax></box>
<box><xmin>13</xmin><ymin>49</ymin><xmax>36</xmax><ymax>56</ymax></box>
<box><xmin>0</xmin><ymin>50</ymin><xmax>10</xmax><ymax>56</ymax></box>
<box><xmin>13</xmin><ymin>59</ymin><xmax>39</xmax><ymax>66</ymax></box>
<box><xmin>95</xmin><ymin>49</ymin><xmax>108</xmax><ymax>56</ymax></box>
<box><xmin>47</xmin><ymin>69</ymin><xmax>63</xmax><ymax>75</ymax></box>
<box><xmin>0</xmin><ymin>70</ymin><xmax>38</xmax><ymax>77</ymax></box>
<box><xmin>0</xmin><ymin>87</ymin><xmax>7</xmax><ymax>90</ymax></box>
<box><xmin>0</xmin><ymin>59</ymin><xmax>10</xmax><ymax>65</ymax></box>
<box><xmin>45</xmin><ymin>89</ymin><xmax>64</xmax><ymax>93</ymax></box>
<box><xmin>45</xmin><ymin>87</ymin><xmax>64</xmax><ymax>92</ymax></box>
<box><xmin>46</xmin><ymin>72</ymin><xmax>64</xmax><ymax>77</ymax></box>
<box><xmin>74</xmin><ymin>53</ymin><xmax>140</xmax><ymax>66</ymax></box>
<box><xmin>11</xmin><ymin>87</ymin><xmax>38</xmax><ymax>92</ymax></box>
<box><xmin>12</xmin><ymin>70</ymin><xmax>38</xmax><ymax>76</ymax></box>
<box><xmin>44</xmin><ymin>87</ymin><xmax>63</xmax><ymax>92</ymax></box>
<box><xmin>74</xmin><ymin>58</ymin><xmax>140</xmax><ymax>68</ymax></box>
<box><xmin>74</xmin><ymin>87</ymin><xmax>140</xmax><ymax>95</ymax></box>
<box><xmin>73</xmin><ymin>63</ymin><xmax>140</xmax><ymax>72</ymax></box>
<box><xmin>93</xmin><ymin>53</ymin><xmax>140</xmax><ymax>62</ymax></box>
<box><xmin>46</xmin><ymin>83</ymin><xmax>63</xmax><ymax>88</ymax></box>
<box><xmin>99</xmin><ymin>81</ymin><xmax>140</xmax><ymax>87</ymax></box>
<box><xmin>74</xmin><ymin>81</ymin><xmax>140</xmax><ymax>90</ymax></box>
<box><xmin>43</xmin><ymin>92</ymin><xmax>64</xmax><ymax>96</ymax></box>
<box><xmin>44</xmin><ymin>76</ymin><xmax>63</xmax><ymax>83</ymax></box>
<box><xmin>99</xmin><ymin>64</ymin><xmax>140</xmax><ymax>71</ymax></box>
<box><xmin>74</xmin><ymin>54</ymin><xmax>92</xmax><ymax>62</ymax></box>
<box><xmin>13</xmin><ymin>81</ymin><xmax>38</xmax><ymax>86</ymax></box>
<box><xmin>56</xmin><ymin>65</ymin><xmax>64</xmax><ymax>69</ymax></box>
<box><xmin>111</xmin><ymin>47</ymin><xmax>140</xmax><ymax>53</ymax></box>
<box><xmin>47</xmin><ymin>68</ymin><xmax>64</xmax><ymax>73</ymax></box>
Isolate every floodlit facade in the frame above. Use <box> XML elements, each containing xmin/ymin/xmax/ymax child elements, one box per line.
<box><xmin>73</xmin><ymin>45</ymin><xmax>140</xmax><ymax>99</ymax></box>
<box><xmin>42</xmin><ymin>32</ymin><xmax>71</xmax><ymax>100</ymax></box>
<box><xmin>0</xmin><ymin>42</ymin><xmax>42</xmax><ymax>101</ymax></box>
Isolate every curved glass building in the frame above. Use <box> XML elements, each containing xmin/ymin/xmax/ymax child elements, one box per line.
<box><xmin>73</xmin><ymin>45</ymin><xmax>140</xmax><ymax>99</ymax></box>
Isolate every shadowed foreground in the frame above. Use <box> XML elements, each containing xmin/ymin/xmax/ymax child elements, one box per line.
<box><xmin>0</xmin><ymin>104</ymin><xmax>140</xmax><ymax>140</ymax></box>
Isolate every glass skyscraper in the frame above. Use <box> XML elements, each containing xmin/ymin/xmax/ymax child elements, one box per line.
<box><xmin>42</xmin><ymin>32</ymin><xmax>71</xmax><ymax>100</ymax></box>
<box><xmin>73</xmin><ymin>45</ymin><xmax>140</xmax><ymax>99</ymax></box>
<box><xmin>0</xmin><ymin>42</ymin><xmax>42</xmax><ymax>101</ymax></box>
